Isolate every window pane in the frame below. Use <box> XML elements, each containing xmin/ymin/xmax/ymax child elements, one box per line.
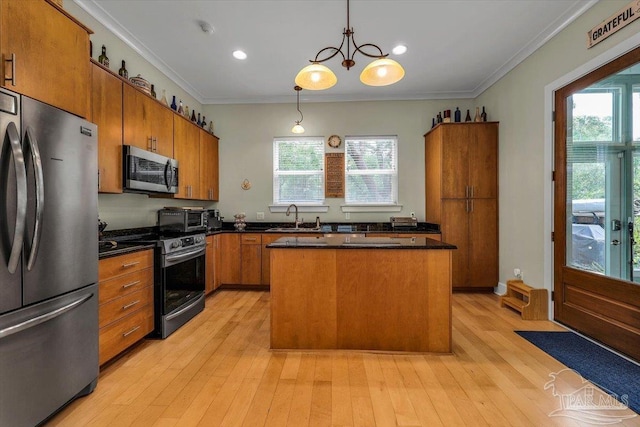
<box><xmin>571</xmin><ymin>92</ymin><xmax>614</xmax><ymax>143</ymax></box>
<box><xmin>273</xmin><ymin>137</ymin><xmax>324</xmax><ymax>204</ymax></box>
<box><xmin>345</xmin><ymin>136</ymin><xmax>397</xmax><ymax>204</ymax></box>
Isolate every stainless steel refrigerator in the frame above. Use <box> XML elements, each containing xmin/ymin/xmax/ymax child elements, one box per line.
<box><xmin>0</xmin><ymin>88</ymin><xmax>99</xmax><ymax>426</ymax></box>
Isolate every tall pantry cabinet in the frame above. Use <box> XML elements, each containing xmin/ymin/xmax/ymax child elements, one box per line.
<box><xmin>425</xmin><ymin>122</ymin><xmax>498</xmax><ymax>291</ymax></box>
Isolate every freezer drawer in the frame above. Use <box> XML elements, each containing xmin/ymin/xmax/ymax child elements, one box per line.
<box><xmin>0</xmin><ymin>284</ymin><xmax>99</xmax><ymax>427</ymax></box>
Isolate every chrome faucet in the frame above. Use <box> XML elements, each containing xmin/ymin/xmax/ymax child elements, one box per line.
<box><xmin>285</xmin><ymin>203</ymin><xmax>301</xmax><ymax>228</ymax></box>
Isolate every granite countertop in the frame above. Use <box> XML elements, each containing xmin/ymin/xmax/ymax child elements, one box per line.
<box><xmin>98</xmin><ymin>241</ymin><xmax>156</xmax><ymax>259</ymax></box>
<box><xmin>266</xmin><ymin>235</ymin><xmax>456</xmax><ymax>250</ymax></box>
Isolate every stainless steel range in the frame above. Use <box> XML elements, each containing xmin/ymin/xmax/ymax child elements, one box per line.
<box><xmin>152</xmin><ymin>233</ymin><xmax>206</xmax><ymax>338</ymax></box>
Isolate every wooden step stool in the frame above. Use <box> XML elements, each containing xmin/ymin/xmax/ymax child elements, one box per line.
<box><xmin>500</xmin><ymin>279</ymin><xmax>548</xmax><ymax>320</ymax></box>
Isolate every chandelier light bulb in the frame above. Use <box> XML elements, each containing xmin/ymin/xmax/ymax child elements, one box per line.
<box><xmin>295</xmin><ymin>63</ymin><xmax>337</xmax><ymax>90</ymax></box>
<box><xmin>292</xmin><ymin>123</ymin><xmax>305</xmax><ymax>134</ymax></box>
<box><xmin>360</xmin><ymin>58</ymin><xmax>405</xmax><ymax>87</ymax></box>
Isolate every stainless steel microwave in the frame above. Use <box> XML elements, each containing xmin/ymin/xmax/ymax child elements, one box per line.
<box><xmin>123</xmin><ymin>145</ymin><xmax>178</xmax><ymax>194</ymax></box>
<box><xmin>158</xmin><ymin>208</ymin><xmax>208</xmax><ymax>233</ymax></box>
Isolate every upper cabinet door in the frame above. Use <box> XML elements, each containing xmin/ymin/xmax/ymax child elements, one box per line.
<box><xmin>468</xmin><ymin>123</ymin><xmax>498</xmax><ymax>199</ymax></box>
<box><xmin>1</xmin><ymin>0</ymin><xmax>91</xmax><ymax>118</ymax></box>
<box><xmin>441</xmin><ymin>125</ymin><xmax>470</xmax><ymax>199</ymax></box>
<box><xmin>123</xmin><ymin>85</ymin><xmax>152</xmax><ymax>151</ymax></box>
<box><xmin>91</xmin><ymin>63</ymin><xmax>123</xmax><ymax>193</ymax></box>
<box><xmin>199</xmin><ymin>130</ymin><xmax>219</xmax><ymax>201</ymax></box>
<box><xmin>149</xmin><ymin>101</ymin><xmax>173</xmax><ymax>158</ymax></box>
<box><xmin>122</xmin><ymin>85</ymin><xmax>173</xmax><ymax>158</ymax></box>
<box><xmin>173</xmin><ymin>115</ymin><xmax>200</xmax><ymax>199</ymax></box>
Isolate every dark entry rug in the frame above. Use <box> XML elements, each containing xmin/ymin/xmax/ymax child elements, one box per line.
<box><xmin>516</xmin><ymin>331</ymin><xmax>639</xmax><ymax>415</ymax></box>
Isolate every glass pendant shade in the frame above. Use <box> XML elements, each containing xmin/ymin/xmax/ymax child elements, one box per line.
<box><xmin>292</xmin><ymin>122</ymin><xmax>305</xmax><ymax>134</ymax></box>
<box><xmin>360</xmin><ymin>58</ymin><xmax>405</xmax><ymax>86</ymax></box>
<box><xmin>295</xmin><ymin>63</ymin><xmax>338</xmax><ymax>90</ymax></box>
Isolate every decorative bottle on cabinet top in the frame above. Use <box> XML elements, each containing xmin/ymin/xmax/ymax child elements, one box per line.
<box><xmin>118</xmin><ymin>60</ymin><xmax>128</xmax><ymax>79</ymax></box>
<box><xmin>474</xmin><ymin>107</ymin><xmax>482</xmax><ymax>122</ymax></box>
<box><xmin>454</xmin><ymin>107</ymin><xmax>461</xmax><ymax>122</ymax></box>
<box><xmin>98</xmin><ymin>45</ymin><xmax>109</xmax><ymax>68</ymax></box>
<box><xmin>481</xmin><ymin>106</ymin><xmax>487</xmax><ymax>122</ymax></box>
<box><xmin>170</xmin><ymin>95</ymin><xmax>177</xmax><ymax>111</ymax></box>
<box><xmin>465</xmin><ymin>109</ymin><xmax>472</xmax><ymax>122</ymax></box>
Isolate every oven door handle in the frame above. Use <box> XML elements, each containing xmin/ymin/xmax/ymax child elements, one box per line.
<box><xmin>165</xmin><ymin>293</ymin><xmax>205</xmax><ymax>321</ymax></box>
<box><xmin>164</xmin><ymin>246</ymin><xmax>205</xmax><ymax>266</ymax></box>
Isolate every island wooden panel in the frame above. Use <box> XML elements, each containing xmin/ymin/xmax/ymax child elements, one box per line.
<box><xmin>270</xmin><ymin>247</ymin><xmax>452</xmax><ymax>352</ymax></box>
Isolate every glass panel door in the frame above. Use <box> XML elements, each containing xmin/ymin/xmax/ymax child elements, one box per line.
<box><xmin>565</xmin><ymin>68</ymin><xmax>640</xmax><ymax>282</ymax></box>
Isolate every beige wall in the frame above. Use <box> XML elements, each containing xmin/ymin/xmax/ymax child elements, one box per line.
<box><xmin>203</xmin><ymin>100</ymin><xmax>474</xmax><ymax>223</ymax></box>
<box><xmin>477</xmin><ymin>0</ymin><xmax>640</xmax><ymax>291</ymax></box>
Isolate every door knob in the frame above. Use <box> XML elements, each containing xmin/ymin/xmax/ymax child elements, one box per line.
<box><xmin>611</xmin><ymin>239</ymin><xmax>621</xmax><ymax>245</ymax></box>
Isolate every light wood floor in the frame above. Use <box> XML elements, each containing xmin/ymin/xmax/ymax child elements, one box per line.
<box><xmin>47</xmin><ymin>291</ymin><xmax>639</xmax><ymax>426</ymax></box>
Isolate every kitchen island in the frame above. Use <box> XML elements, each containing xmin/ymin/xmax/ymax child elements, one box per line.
<box><xmin>268</xmin><ymin>235</ymin><xmax>455</xmax><ymax>353</ymax></box>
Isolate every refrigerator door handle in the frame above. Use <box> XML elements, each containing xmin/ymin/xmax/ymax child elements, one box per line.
<box><xmin>24</xmin><ymin>126</ymin><xmax>44</xmax><ymax>271</ymax></box>
<box><xmin>0</xmin><ymin>293</ymin><xmax>94</xmax><ymax>339</ymax></box>
<box><xmin>4</xmin><ymin>121</ymin><xmax>27</xmax><ymax>274</ymax></box>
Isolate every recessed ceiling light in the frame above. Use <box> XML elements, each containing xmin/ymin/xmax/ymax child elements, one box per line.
<box><xmin>392</xmin><ymin>45</ymin><xmax>407</xmax><ymax>55</ymax></box>
<box><xmin>233</xmin><ymin>50</ymin><xmax>247</xmax><ymax>60</ymax></box>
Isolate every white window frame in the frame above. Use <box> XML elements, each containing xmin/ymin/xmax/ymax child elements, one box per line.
<box><xmin>343</xmin><ymin>135</ymin><xmax>399</xmax><ymax>207</ymax></box>
<box><xmin>272</xmin><ymin>136</ymin><xmax>325</xmax><ymax>207</ymax></box>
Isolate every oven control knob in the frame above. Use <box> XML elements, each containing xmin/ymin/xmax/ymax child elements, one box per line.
<box><xmin>171</xmin><ymin>241</ymin><xmax>182</xmax><ymax>249</ymax></box>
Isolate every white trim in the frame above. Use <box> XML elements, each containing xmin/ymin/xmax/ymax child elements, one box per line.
<box><xmin>74</xmin><ymin>0</ymin><xmax>205</xmax><ymax>103</ymax></box>
<box><xmin>473</xmin><ymin>0</ymin><xmax>598</xmax><ymax>98</ymax></box>
<box><xmin>76</xmin><ymin>0</ymin><xmax>597</xmax><ymax>105</ymax></box>
<box><xmin>494</xmin><ymin>281</ymin><xmax>507</xmax><ymax>296</ymax></box>
<box><xmin>543</xmin><ymin>30</ymin><xmax>640</xmax><ymax>318</ymax></box>
<box><xmin>340</xmin><ymin>205</ymin><xmax>403</xmax><ymax>213</ymax></box>
<box><xmin>269</xmin><ymin>205</ymin><xmax>329</xmax><ymax>213</ymax></box>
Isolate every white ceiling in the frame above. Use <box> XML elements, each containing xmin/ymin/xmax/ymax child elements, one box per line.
<box><xmin>76</xmin><ymin>0</ymin><xmax>597</xmax><ymax>105</ymax></box>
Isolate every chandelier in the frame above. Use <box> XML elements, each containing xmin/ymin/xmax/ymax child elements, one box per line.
<box><xmin>295</xmin><ymin>0</ymin><xmax>405</xmax><ymax>90</ymax></box>
<box><xmin>291</xmin><ymin>86</ymin><xmax>304</xmax><ymax>134</ymax></box>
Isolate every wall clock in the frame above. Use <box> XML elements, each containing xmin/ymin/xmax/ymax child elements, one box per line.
<box><xmin>328</xmin><ymin>134</ymin><xmax>342</xmax><ymax>148</ymax></box>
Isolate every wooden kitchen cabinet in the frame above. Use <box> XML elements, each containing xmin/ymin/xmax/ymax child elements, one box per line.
<box><xmin>425</xmin><ymin>122</ymin><xmax>498</xmax><ymax>290</ymax></box>
<box><xmin>123</xmin><ymin>84</ymin><xmax>173</xmax><ymax>157</ymax></box>
<box><xmin>98</xmin><ymin>250</ymin><xmax>154</xmax><ymax>365</ymax></box>
<box><xmin>173</xmin><ymin>115</ymin><xmax>200</xmax><ymax>199</ymax></box>
<box><xmin>219</xmin><ymin>233</ymin><xmax>241</xmax><ymax>285</ymax></box>
<box><xmin>205</xmin><ymin>235</ymin><xmax>221</xmax><ymax>294</ymax></box>
<box><xmin>199</xmin><ymin>130</ymin><xmax>219</xmax><ymax>201</ymax></box>
<box><xmin>241</xmin><ymin>234</ymin><xmax>262</xmax><ymax>285</ymax></box>
<box><xmin>0</xmin><ymin>0</ymin><xmax>92</xmax><ymax>118</ymax></box>
<box><xmin>91</xmin><ymin>62</ymin><xmax>122</xmax><ymax>193</ymax></box>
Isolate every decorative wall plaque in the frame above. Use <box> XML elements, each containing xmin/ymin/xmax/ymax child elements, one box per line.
<box><xmin>325</xmin><ymin>153</ymin><xmax>344</xmax><ymax>198</ymax></box>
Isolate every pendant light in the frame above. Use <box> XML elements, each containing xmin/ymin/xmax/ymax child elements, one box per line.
<box><xmin>291</xmin><ymin>85</ymin><xmax>304</xmax><ymax>134</ymax></box>
<box><xmin>295</xmin><ymin>0</ymin><xmax>404</xmax><ymax>90</ymax></box>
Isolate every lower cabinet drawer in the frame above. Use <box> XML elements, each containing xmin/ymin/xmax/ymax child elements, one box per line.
<box><xmin>99</xmin><ymin>306</ymin><xmax>153</xmax><ymax>365</ymax></box>
<box><xmin>99</xmin><ymin>268</ymin><xmax>153</xmax><ymax>305</ymax></box>
<box><xmin>99</xmin><ymin>285</ymin><xmax>153</xmax><ymax>328</ymax></box>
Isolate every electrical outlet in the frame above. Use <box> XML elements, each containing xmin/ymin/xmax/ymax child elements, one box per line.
<box><xmin>345</xmin><ymin>212</ymin><xmax>351</xmax><ymax>220</ymax></box>
<box><xmin>410</xmin><ymin>211</ymin><xmax>415</xmax><ymax>217</ymax></box>
<box><xmin>256</xmin><ymin>212</ymin><xmax>265</xmax><ymax>220</ymax></box>
<box><xmin>514</xmin><ymin>268</ymin><xmax>522</xmax><ymax>279</ymax></box>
